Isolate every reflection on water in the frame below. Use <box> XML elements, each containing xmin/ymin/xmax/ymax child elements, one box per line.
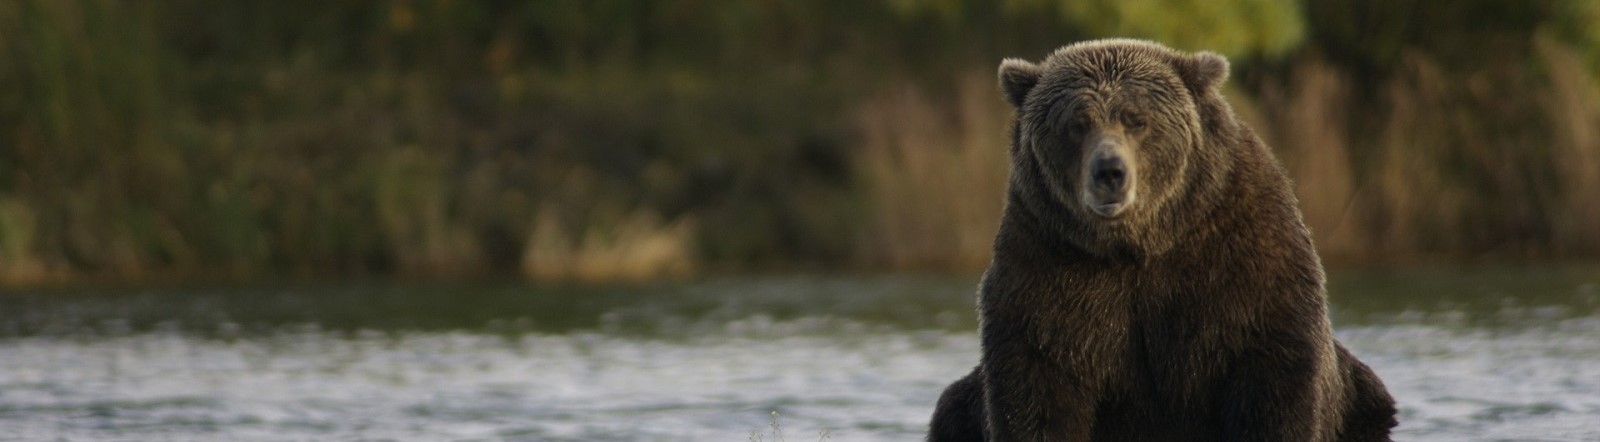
<box><xmin>1</xmin><ymin>266</ymin><xmax>1599</xmax><ymax>441</ymax></box>
<box><xmin>0</xmin><ymin>276</ymin><xmax>982</xmax><ymax>338</ymax></box>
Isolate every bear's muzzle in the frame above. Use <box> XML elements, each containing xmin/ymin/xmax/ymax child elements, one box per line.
<box><xmin>1084</xmin><ymin>137</ymin><xmax>1137</xmax><ymax>218</ymax></box>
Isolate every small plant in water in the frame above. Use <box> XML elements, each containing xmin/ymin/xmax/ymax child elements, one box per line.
<box><xmin>748</xmin><ymin>410</ymin><xmax>831</xmax><ymax>442</ymax></box>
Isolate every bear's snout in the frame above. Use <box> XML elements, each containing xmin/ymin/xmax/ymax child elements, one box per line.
<box><xmin>1084</xmin><ymin>141</ymin><xmax>1137</xmax><ymax>218</ymax></box>
<box><xmin>1092</xmin><ymin>156</ymin><xmax>1127</xmax><ymax>192</ymax></box>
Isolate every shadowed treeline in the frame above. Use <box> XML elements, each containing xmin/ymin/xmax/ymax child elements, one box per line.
<box><xmin>2</xmin><ymin>1</ymin><xmax>1599</xmax><ymax>284</ymax></box>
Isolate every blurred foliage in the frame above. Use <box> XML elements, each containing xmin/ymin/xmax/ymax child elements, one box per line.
<box><xmin>1001</xmin><ymin>0</ymin><xmax>1305</xmax><ymax>57</ymax></box>
<box><xmin>1</xmin><ymin>0</ymin><xmax>1598</xmax><ymax>284</ymax></box>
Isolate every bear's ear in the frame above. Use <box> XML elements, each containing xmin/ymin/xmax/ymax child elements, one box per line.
<box><xmin>1176</xmin><ymin>51</ymin><xmax>1230</xmax><ymax>94</ymax></box>
<box><xmin>998</xmin><ymin>58</ymin><xmax>1043</xmax><ymax>108</ymax></box>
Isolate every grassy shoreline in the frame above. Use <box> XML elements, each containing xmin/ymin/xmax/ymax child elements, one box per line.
<box><xmin>4</xmin><ymin>1</ymin><xmax>1599</xmax><ymax>285</ymax></box>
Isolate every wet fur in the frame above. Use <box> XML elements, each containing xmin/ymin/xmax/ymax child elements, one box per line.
<box><xmin>927</xmin><ymin>40</ymin><xmax>1397</xmax><ymax>441</ymax></box>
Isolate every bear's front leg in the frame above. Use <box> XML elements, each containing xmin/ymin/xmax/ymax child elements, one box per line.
<box><xmin>978</xmin><ymin>319</ymin><xmax>1109</xmax><ymax>441</ymax></box>
<box><xmin>1220</xmin><ymin>330</ymin><xmax>1334</xmax><ymax>442</ymax></box>
<box><xmin>928</xmin><ymin>366</ymin><xmax>986</xmax><ymax>442</ymax></box>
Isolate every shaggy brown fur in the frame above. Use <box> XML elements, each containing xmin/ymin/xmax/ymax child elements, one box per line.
<box><xmin>926</xmin><ymin>39</ymin><xmax>1396</xmax><ymax>441</ymax></box>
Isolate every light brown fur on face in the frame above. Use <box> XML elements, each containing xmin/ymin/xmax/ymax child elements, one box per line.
<box><xmin>927</xmin><ymin>39</ymin><xmax>1396</xmax><ymax>442</ymax></box>
<box><xmin>1078</xmin><ymin>127</ymin><xmax>1137</xmax><ymax>219</ymax></box>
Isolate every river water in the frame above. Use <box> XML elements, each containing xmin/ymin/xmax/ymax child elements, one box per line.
<box><xmin>2</xmin><ymin>266</ymin><xmax>1598</xmax><ymax>441</ymax></box>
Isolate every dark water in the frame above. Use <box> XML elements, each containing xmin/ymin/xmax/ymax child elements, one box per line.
<box><xmin>2</xmin><ymin>266</ymin><xmax>1599</xmax><ymax>441</ymax></box>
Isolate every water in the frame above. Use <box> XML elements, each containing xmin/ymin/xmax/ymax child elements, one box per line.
<box><xmin>2</xmin><ymin>266</ymin><xmax>1599</xmax><ymax>441</ymax></box>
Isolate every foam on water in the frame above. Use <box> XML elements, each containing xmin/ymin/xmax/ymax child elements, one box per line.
<box><xmin>0</xmin><ymin>326</ymin><xmax>979</xmax><ymax>441</ymax></box>
<box><xmin>1345</xmin><ymin>319</ymin><xmax>1600</xmax><ymax>441</ymax></box>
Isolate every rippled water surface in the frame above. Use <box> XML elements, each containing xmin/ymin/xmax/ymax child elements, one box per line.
<box><xmin>3</xmin><ymin>266</ymin><xmax>1600</xmax><ymax>441</ymax></box>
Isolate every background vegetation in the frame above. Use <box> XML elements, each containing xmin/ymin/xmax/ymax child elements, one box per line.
<box><xmin>3</xmin><ymin>0</ymin><xmax>1599</xmax><ymax>284</ymax></box>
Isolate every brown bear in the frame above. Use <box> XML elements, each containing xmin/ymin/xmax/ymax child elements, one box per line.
<box><xmin>926</xmin><ymin>39</ymin><xmax>1397</xmax><ymax>441</ymax></box>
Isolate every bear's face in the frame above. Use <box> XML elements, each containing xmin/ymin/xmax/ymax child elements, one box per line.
<box><xmin>999</xmin><ymin>40</ymin><xmax>1232</xmax><ymax>255</ymax></box>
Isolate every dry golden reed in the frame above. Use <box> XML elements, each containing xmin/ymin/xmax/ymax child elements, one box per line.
<box><xmin>854</xmin><ymin>73</ymin><xmax>1010</xmax><ymax>271</ymax></box>
<box><xmin>522</xmin><ymin>207</ymin><xmax>696</xmax><ymax>282</ymax></box>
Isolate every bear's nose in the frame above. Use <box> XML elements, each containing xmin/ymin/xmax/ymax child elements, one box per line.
<box><xmin>1091</xmin><ymin>156</ymin><xmax>1127</xmax><ymax>191</ymax></box>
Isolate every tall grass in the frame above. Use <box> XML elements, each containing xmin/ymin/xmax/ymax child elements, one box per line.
<box><xmin>1534</xmin><ymin>37</ymin><xmax>1600</xmax><ymax>255</ymax></box>
<box><xmin>1254</xmin><ymin>60</ymin><xmax>1367</xmax><ymax>260</ymax></box>
<box><xmin>522</xmin><ymin>207</ymin><xmax>695</xmax><ymax>282</ymax></box>
<box><xmin>0</xmin><ymin>197</ymin><xmax>43</xmax><ymax>282</ymax></box>
<box><xmin>1355</xmin><ymin>41</ymin><xmax>1600</xmax><ymax>260</ymax></box>
<box><xmin>0</xmin><ymin>0</ymin><xmax>174</xmax><ymax>281</ymax></box>
<box><xmin>853</xmin><ymin>74</ymin><xmax>1009</xmax><ymax>271</ymax></box>
<box><xmin>1262</xmin><ymin>40</ymin><xmax>1600</xmax><ymax>262</ymax></box>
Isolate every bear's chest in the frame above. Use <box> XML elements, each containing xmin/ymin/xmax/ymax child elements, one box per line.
<box><xmin>1094</xmin><ymin>299</ymin><xmax>1237</xmax><ymax>439</ymax></box>
<box><xmin>1035</xmin><ymin>274</ymin><xmax>1240</xmax><ymax>404</ymax></box>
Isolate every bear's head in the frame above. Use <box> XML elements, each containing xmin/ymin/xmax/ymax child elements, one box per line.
<box><xmin>999</xmin><ymin>39</ymin><xmax>1238</xmax><ymax>258</ymax></box>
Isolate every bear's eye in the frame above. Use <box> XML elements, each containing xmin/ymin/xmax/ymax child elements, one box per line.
<box><xmin>1067</xmin><ymin>115</ymin><xmax>1092</xmax><ymax>135</ymax></box>
<box><xmin>1123</xmin><ymin>112</ymin><xmax>1147</xmax><ymax>131</ymax></box>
